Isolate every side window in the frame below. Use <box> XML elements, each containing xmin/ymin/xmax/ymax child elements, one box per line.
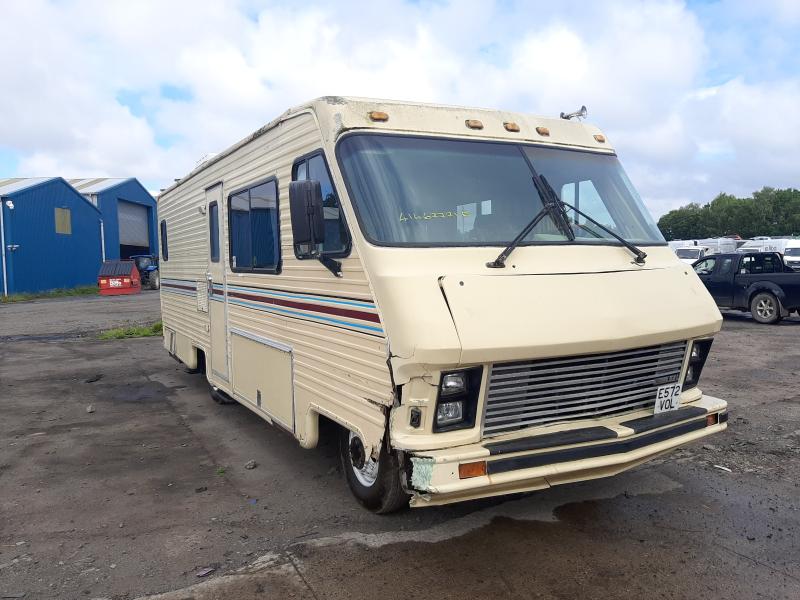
<box><xmin>693</xmin><ymin>258</ymin><xmax>715</xmax><ymax>275</ymax></box>
<box><xmin>160</xmin><ymin>219</ymin><xmax>169</xmax><ymax>261</ymax></box>
<box><xmin>762</xmin><ymin>254</ymin><xmax>778</xmax><ymax>273</ymax></box>
<box><xmin>293</xmin><ymin>153</ymin><xmax>350</xmax><ymax>257</ymax></box>
<box><xmin>718</xmin><ymin>257</ymin><xmax>733</xmax><ymax>275</ymax></box>
<box><xmin>228</xmin><ymin>179</ymin><xmax>280</xmax><ymax>272</ymax></box>
<box><xmin>55</xmin><ymin>207</ymin><xmax>72</xmax><ymax>235</ymax></box>
<box><xmin>209</xmin><ymin>202</ymin><xmax>219</xmax><ymax>262</ymax></box>
<box><xmin>740</xmin><ymin>256</ymin><xmax>753</xmax><ymax>274</ymax></box>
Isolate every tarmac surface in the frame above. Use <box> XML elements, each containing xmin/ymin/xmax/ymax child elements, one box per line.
<box><xmin>1</xmin><ymin>293</ymin><xmax>799</xmax><ymax>599</ymax></box>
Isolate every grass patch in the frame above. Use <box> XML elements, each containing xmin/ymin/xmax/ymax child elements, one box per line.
<box><xmin>1</xmin><ymin>285</ymin><xmax>98</xmax><ymax>303</ymax></box>
<box><xmin>99</xmin><ymin>321</ymin><xmax>163</xmax><ymax>340</ymax></box>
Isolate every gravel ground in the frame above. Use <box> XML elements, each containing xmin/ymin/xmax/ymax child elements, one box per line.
<box><xmin>0</xmin><ymin>296</ymin><xmax>798</xmax><ymax>599</ymax></box>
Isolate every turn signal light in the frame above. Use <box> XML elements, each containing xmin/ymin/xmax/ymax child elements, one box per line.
<box><xmin>706</xmin><ymin>414</ymin><xmax>718</xmax><ymax>427</ymax></box>
<box><xmin>465</xmin><ymin>119</ymin><xmax>484</xmax><ymax>130</ymax></box>
<box><xmin>535</xmin><ymin>126</ymin><xmax>550</xmax><ymax>136</ymax></box>
<box><xmin>368</xmin><ymin>111</ymin><xmax>389</xmax><ymax>122</ymax></box>
<box><xmin>458</xmin><ymin>461</ymin><xmax>487</xmax><ymax>479</ymax></box>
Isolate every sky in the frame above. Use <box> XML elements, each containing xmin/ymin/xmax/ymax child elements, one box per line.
<box><xmin>0</xmin><ymin>0</ymin><xmax>798</xmax><ymax>217</ymax></box>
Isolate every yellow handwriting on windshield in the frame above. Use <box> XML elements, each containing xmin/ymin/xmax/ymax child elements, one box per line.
<box><xmin>399</xmin><ymin>210</ymin><xmax>471</xmax><ymax>223</ymax></box>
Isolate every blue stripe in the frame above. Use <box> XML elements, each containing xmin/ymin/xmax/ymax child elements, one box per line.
<box><xmin>226</xmin><ymin>297</ymin><xmax>384</xmax><ymax>335</ymax></box>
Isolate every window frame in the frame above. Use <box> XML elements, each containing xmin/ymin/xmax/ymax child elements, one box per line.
<box><xmin>334</xmin><ymin>131</ymin><xmax>668</xmax><ymax>249</ymax></box>
<box><xmin>291</xmin><ymin>149</ymin><xmax>352</xmax><ymax>260</ymax></box>
<box><xmin>208</xmin><ymin>200</ymin><xmax>220</xmax><ymax>263</ymax></box>
<box><xmin>226</xmin><ymin>175</ymin><xmax>282</xmax><ymax>275</ymax></box>
<box><xmin>160</xmin><ymin>219</ymin><xmax>169</xmax><ymax>261</ymax></box>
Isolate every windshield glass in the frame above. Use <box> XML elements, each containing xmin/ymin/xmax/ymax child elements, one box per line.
<box><xmin>784</xmin><ymin>247</ymin><xmax>800</xmax><ymax>256</ymax></box>
<box><xmin>676</xmin><ymin>248</ymin><xmax>701</xmax><ymax>259</ymax></box>
<box><xmin>337</xmin><ymin>134</ymin><xmax>664</xmax><ymax>246</ymax></box>
<box><xmin>135</xmin><ymin>257</ymin><xmax>152</xmax><ymax>268</ymax></box>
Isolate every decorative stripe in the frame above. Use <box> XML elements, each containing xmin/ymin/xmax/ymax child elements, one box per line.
<box><xmin>161</xmin><ymin>277</ymin><xmax>384</xmax><ymax>336</ymax></box>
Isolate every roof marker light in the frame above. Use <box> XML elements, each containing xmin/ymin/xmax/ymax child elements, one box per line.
<box><xmin>504</xmin><ymin>122</ymin><xmax>520</xmax><ymax>132</ymax></box>
<box><xmin>465</xmin><ymin>119</ymin><xmax>484</xmax><ymax>130</ymax></box>
<box><xmin>535</xmin><ymin>126</ymin><xmax>550</xmax><ymax>136</ymax></box>
<box><xmin>594</xmin><ymin>134</ymin><xmax>606</xmax><ymax>143</ymax></box>
<box><xmin>369</xmin><ymin>111</ymin><xmax>389</xmax><ymax>122</ymax></box>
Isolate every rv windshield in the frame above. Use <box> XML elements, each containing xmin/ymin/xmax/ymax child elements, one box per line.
<box><xmin>337</xmin><ymin>134</ymin><xmax>664</xmax><ymax>246</ymax></box>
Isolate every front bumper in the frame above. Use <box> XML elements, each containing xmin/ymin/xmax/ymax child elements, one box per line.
<box><xmin>408</xmin><ymin>394</ymin><xmax>727</xmax><ymax>507</ymax></box>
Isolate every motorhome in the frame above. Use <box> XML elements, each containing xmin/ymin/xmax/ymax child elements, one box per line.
<box><xmin>158</xmin><ymin>97</ymin><xmax>728</xmax><ymax>512</ymax></box>
<box><xmin>669</xmin><ymin>238</ymin><xmax>737</xmax><ymax>264</ymax></box>
<box><xmin>784</xmin><ymin>239</ymin><xmax>800</xmax><ymax>271</ymax></box>
<box><xmin>737</xmin><ymin>237</ymin><xmax>795</xmax><ymax>254</ymax></box>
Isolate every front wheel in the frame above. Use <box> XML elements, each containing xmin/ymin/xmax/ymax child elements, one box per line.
<box><xmin>750</xmin><ymin>292</ymin><xmax>781</xmax><ymax>324</ymax></box>
<box><xmin>149</xmin><ymin>271</ymin><xmax>160</xmax><ymax>290</ymax></box>
<box><xmin>339</xmin><ymin>429</ymin><xmax>409</xmax><ymax>513</ymax></box>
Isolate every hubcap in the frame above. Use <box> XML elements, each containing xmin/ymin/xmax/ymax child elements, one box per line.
<box><xmin>348</xmin><ymin>431</ymin><xmax>379</xmax><ymax>487</ymax></box>
<box><xmin>756</xmin><ymin>298</ymin><xmax>775</xmax><ymax>319</ymax></box>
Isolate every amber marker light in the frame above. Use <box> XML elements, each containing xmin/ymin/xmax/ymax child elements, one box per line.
<box><xmin>504</xmin><ymin>121</ymin><xmax>520</xmax><ymax>132</ymax></box>
<box><xmin>594</xmin><ymin>134</ymin><xmax>606</xmax><ymax>143</ymax></box>
<box><xmin>459</xmin><ymin>461</ymin><xmax>487</xmax><ymax>479</ymax></box>
<box><xmin>535</xmin><ymin>126</ymin><xmax>550</xmax><ymax>136</ymax></box>
<box><xmin>465</xmin><ymin>119</ymin><xmax>484</xmax><ymax>130</ymax></box>
<box><xmin>368</xmin><ymin>111</ymin><xmax>389</xmax><ymax>122</ymax></box>
<box><xmin>707</xmin><ymin>414</ymin><xmax>719</xmax><ymax>427</ymax></box>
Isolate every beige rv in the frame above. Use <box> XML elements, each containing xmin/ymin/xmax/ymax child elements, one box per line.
<box><xmin>158</xmin><ymin>97</ymin><xmax>727</xmax><ymax>512</ymax></box>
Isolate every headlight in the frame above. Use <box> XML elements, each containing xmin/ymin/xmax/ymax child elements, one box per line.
<box><xmin>433</xmin><ymin>367</ymin><xmax>483</xmax><ymax>432</ymax></box>
<box><xmin>684</xmin><ymin>339</ymin><xmax>713</xmax><ymax>389</ymax></box>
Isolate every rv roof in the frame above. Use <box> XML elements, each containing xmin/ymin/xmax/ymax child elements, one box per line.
<box><xmin>161</xmin><ymin>96</ymin><xmax>613</xmax><ymax>198</ymax></box>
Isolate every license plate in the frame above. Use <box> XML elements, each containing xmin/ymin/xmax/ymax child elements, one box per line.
<box><xmin>654</xmin><ymin>383</ymin><xmax>682</xmax><ymax>414</ymax></box>
<box><xmin>109</xmin><ymin>279</ymin><xmax>122</xmax><ymax>288</ymax></box>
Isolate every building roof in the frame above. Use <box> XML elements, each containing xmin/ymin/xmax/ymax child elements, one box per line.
<box><xmin>68</xmin><ymin>178</ymin><xmax>133</xmax><ymax>194</ymax></box>
<box><xmin>0</xmin><ymin>177</ymin><xmax>57</xmax><ymax>196</ymax></box>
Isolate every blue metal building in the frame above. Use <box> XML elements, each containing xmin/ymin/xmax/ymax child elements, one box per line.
<box><xmin>68</xmin><ymin>178</ymin><xmax>158</xmax><ymax>260</ymax></box>
<box><xmin>0</xmin><ymin>178</ymin><xmax>103</xmax><ymax>295</ymax></box>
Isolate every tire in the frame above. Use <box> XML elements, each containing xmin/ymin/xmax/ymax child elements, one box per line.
<box><xmin>339</xmin><ymin>428</ymin><xmax>409</xmax><ymax>513</ymax></box>
<box><xmin>210</xmin><ymin>385</ymin><xmax>236</xmax><ymax>405</ymax></box>
<box><xmin>150</xmin><ymin>271</ymin><xmax>160</xmax><ymax>290</ymax></box>
<box><xmin>750</xmin><ymin>292</ymin><xmax>781</xmax><ymax>324</ymax></box>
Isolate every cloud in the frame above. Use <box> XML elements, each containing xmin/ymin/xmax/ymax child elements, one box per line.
<box><xmin>0</xmin><ymin>0</ymin><xmax>797</xmax><ymax>215</ymax></box>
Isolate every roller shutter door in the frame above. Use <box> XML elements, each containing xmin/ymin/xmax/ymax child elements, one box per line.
<box><xmin>118</xmin><ymin>200</ymin><xmax>149</xmax><ymax>247</ymax></box>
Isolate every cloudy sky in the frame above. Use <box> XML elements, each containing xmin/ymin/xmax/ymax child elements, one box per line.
<box><xmin>1</xmin><ymin>0</ymin><xmax>798</xmax><ymax>216</ymax></box>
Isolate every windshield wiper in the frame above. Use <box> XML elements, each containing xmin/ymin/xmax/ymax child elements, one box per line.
<box><xmin>486</xmin><ymin>177</ymin><xmax>574</xmax><ymax>269</ymax></box>
<box><xmin>539</xmin><ymin>175</ymin><xmax>647</xmax><ymax>265</ymax></box>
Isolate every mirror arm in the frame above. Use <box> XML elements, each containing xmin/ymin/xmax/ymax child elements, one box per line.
<box><xmin>318</xmin><ymin>255</ymin><xmax>342</xmax><ymax>278</ymax></box>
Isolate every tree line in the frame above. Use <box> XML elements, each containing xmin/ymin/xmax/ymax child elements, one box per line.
<box><xmin>657</xmin><ymin>187</ymin><xmax>800</xmax><ymax>241</ymax></box>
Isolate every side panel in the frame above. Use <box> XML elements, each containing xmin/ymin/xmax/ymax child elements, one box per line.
<box><xmin>158</xmin><ymin>111</ymin><xmax>393</xmax><ymax>455</ymax></box>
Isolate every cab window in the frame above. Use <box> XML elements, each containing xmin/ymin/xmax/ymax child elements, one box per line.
<box><xmin>292</xmin><ymin>153</ymin><xmax>350</xmax><ymax>257</ymax></box>
<box><xmin>693</xmin><ymin>257</ymin><xmax>716</xmax><ymax>275</ymax></box>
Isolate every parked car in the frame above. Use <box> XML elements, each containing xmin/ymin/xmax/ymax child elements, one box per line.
<box><xmin>783</xmin><ymin>240</ymin><xmax>800</xmax><ymax>271</ymax></box>
<box><xmin>693</xmin><ymin>252</ymin><xmax>800</xmax><ymax>323</ymax></box>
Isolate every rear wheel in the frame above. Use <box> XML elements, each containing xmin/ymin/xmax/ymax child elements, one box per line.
<box><xmin>751</xmin><ymin>292</ymin><xmax>781</xmax><ymax>324</ymax></box>
<box><xmin>149</xmin><ymin>271</ymin><xmax>160</xmax><ymax>290</ymax></box>
<box><xmin>339</xmin><ymin>428</ymin><xmax>408</xmax><ymax>513</ymax></box>
<box><xmin>210</xmin><ymin>385</ymin><xmax>236</xmax><ymax>405</ymax></box>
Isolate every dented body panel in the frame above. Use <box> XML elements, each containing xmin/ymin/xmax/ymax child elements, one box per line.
<box><xmin>159</xmin><ymin>96</ymin><xmax>727</xmax><ymax>509</ymax></box>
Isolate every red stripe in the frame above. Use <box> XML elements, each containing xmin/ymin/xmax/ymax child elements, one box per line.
<box><xmin>226</xmin><ymin>290</ymin><xmax>381</xmax><ymax>324</ymax></box>
<box><xmin>163</xmin><ymin>282</ymin><xmax>196</xmax><ymax>292</ymax></box>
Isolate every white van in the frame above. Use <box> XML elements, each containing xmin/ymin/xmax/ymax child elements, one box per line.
<box><xmin>784</xmin><ymin>240</ymin><xmax>800</xmax><ymax>271</ymax></box>
<box><xmin>158</xmin><ymin>97</ymin><xmax>727</xmax><ymax>512</ymax></box>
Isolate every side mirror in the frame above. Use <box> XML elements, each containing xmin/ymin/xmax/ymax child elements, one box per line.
<box><xmin>289</xmin><ymin>180</ymin><xmax>325</xmax><ymax>255</ymax></box>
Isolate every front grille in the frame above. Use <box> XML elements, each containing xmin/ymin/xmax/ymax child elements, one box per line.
<box><xmin>483</xmin><ymin>341</ymin><xmax>687</xmax><ymax>436</ymax></box>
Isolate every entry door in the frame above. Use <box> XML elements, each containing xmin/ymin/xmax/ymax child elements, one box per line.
<box><xmin>206</xmin><ymin>184</ymin><xmax>229</xmax><ymax>382</ymax></box>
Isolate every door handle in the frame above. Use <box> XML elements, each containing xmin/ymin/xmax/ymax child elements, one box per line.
<box><xmin>206</xmin><ymin>273</ymin><xmax>213</xmax><ymax>298</ymax></box>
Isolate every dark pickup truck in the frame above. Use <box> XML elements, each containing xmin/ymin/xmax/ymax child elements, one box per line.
<box><xmin>693</xmin><ymin>252</ymin><xmax>800</xmax><ymax>323</ymax></box>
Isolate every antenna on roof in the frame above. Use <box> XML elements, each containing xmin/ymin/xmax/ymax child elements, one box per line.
<box><xmin>560</xmin><ymin>105</ymin><xmax>587</xmax><ymax>121</ymax></box>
